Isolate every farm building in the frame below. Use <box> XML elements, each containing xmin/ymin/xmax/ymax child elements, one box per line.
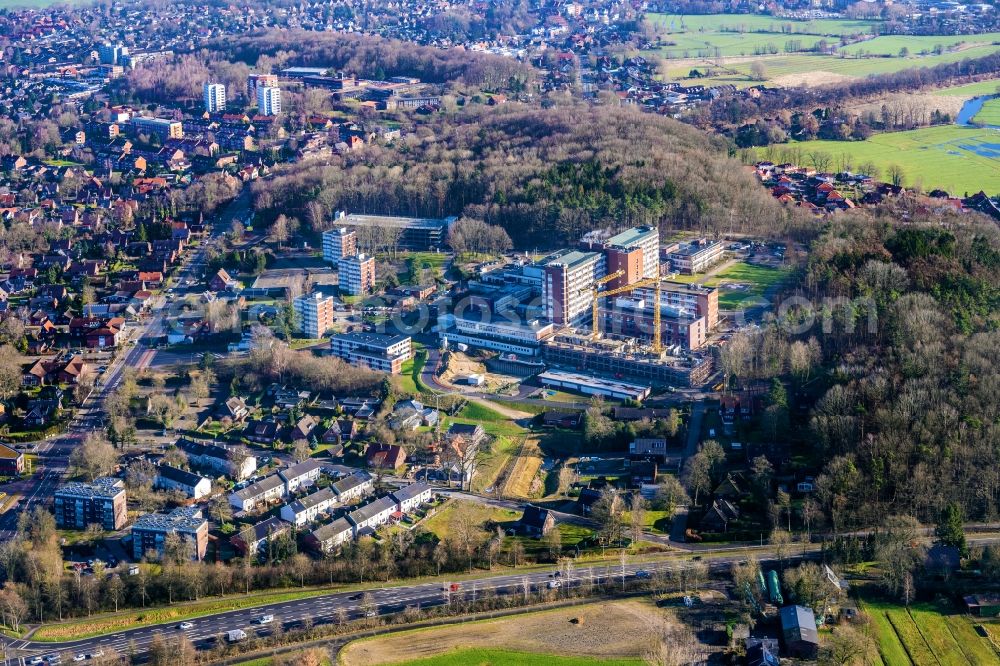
<box><xmin>779</xmin><ymin>605</ymin><xmax>819</xmax><ymax>659</ymax></box>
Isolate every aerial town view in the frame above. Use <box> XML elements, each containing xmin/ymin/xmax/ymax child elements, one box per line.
<box><xmin>0</xmin><ymin>0</ymin><xmax>998</xmax><ymax>664</ymax></box>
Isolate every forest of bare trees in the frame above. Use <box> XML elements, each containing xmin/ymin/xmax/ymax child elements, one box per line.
<box><xmin>252</xmin><ymin>104</ymin><xmax>809</xmax><ymax>248</ymax></box>
<box><xmin>219</xmin><ymin>31</ymin><xmax>534</xmax><ymax>93</ymax></box>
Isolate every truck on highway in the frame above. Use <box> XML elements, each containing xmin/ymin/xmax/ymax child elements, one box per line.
<box><xmin>226</xmin><ymin>629</ymin><xmax>248</xmax><ymax>643</ymax></box>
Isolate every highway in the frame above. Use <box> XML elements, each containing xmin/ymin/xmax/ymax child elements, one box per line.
<box><xmin>0</xmin><ymin>553</ymin><xmax>749</xmax><ymax>664</ymax></box>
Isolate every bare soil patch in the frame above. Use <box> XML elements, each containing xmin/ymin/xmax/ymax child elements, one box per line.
<box><xmin>338</xmin><ymin>600</ymin><xmax>669</xmax><ymax>666</ymax></box>
<box><xmin>772</xmin><ymin>70</ymin><xmax>856</xmax><ymax>87</ymax></box>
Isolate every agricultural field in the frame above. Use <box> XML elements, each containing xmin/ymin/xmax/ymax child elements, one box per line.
<box><xmin>660</xmin><ymin>45</ymin><xmax>1000</xmax><ymax>88</ymax></box>
<box><xmin>646</xmin><ymin>13</ymin><xmax>877</xmax><ymax>61</ymax></box>
<box><xmin>934</xmin><ymin>79</ymin><xmax>1000</xmax><ymax>97</ymax></box>
<box><xmin>502</xmin><ymin>436</ymin><xmax>545</xmax><ymax>498</ymax></box>
<box><xmin>703</xmin><ymin>262</ymin><xmax>790</xmax><ymax>310</ymax></box>
<box><xmin>338</xmin><ymin>599</ymin><xmax>667</xmax><ymax>666</ymax></box>
<box><xmin>839</xmin><ymin>33</ymin><xmax>1000</xmax><ymax>57</ymax></box>
<box><xmin>861</xmin><ymin>597</ymin><xmax>1000</xmax><ymax>665</ymax></box>
<box><xmin>647</xmin><ymin>13</ymin><xmax>878</xmax><ymax>36</ymax></box>
<box><xmin>792</xmin><ymin>125</ymin><xmax>1000</xmax><ymax>194</ymax></box>
<box><xmin>972</xmin><ymin>98</ymin><xmax>1000</xmax><ymax>126</ymax></box>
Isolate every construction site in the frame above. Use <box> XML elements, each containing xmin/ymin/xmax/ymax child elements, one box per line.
<box><xmin>439</xmin><ymin>226</ymin><xmax>720</xmax><ymax>391</ymax></box>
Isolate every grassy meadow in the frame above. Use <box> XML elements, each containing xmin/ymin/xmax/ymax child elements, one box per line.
<box><xmin>338</xmin><ymin>599</ymin><xmax>666</xmax><ymax>666</ymax></box>
<box><xmin>934</xmin><ymin>79</ymin><xmax>1000</xmax><ymax>97</ymax></box>
<box><xmin>645</xmin><ymin>13</ymin><xmax>1000</xmax><ymax>88</ymax></box>
<box><xmin>972</xmin><ymin>97</ymin><xmax>1000</xmax><ymax>125</ymax></box>
<box><xmin>765</xmin><ymin>126</ymin><xmax>1000</xmax><ymax>194</ymax></box>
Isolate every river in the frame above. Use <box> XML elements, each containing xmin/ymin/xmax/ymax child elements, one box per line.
<box><xmin>956</xmin><ymin>94</ymin><xmax>1000</xmax><ymax>129</ymax></box>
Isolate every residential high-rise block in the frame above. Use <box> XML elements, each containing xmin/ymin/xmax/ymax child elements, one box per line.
<box><xmin>338</xmin><ymin>253</ymin><xmax>376</xmax><ymax>296</ymax></box>
<box><xmin>542</xmin><ymin>250</ymin><xmax>606</xmax><ymax>326</ymax></box>
<box><xmin>256</xmin><ymin>86</ymin><xmax>282</xmax><ymax>116</ymax></box>
<box><xmin>247</xmin><ymin>73</ymin><xmax>279</xmax><ymax>101</ymax></box>
<box><xmin>54</xmin><ymin>477</ymin><xmax>128</xmax><ymax>531</ymax></box>
<box><xmin>203</xmin><ymin>82</ymin><xmax>227</xmax><ymax>113</ymax></box>
<box><xmin>322</xmin><ymin>227</ymin><xmax>357</xmax><ymax>264</ymax></box>
<box><xmin>602</xmin><ymin>226</ymin><xmax>659</xmax><ymax>289</ymax></box>
<box><xmin>293</xmin><ymin>292</ymin><xmax>336</xmax><ymax>338</ymax></box>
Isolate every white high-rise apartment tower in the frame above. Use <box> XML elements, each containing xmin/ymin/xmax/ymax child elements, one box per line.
<box><xmin>203</xmin><ymin>83</ymin><xmax>227</xmax><ymax>113</ymax></box>
<box><xmin>256</xmin><ymin>86</ymin><xmax>282</xmax><ymax>116</ymax></box>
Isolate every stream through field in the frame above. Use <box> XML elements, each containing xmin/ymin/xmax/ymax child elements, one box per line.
<box><xmin>956</xmin><ymin>94</ymin><xmax>1000</xmax><ymax>129</ymax></box>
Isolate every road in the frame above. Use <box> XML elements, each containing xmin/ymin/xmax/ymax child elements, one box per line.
<box><xmin>0</xmin><ymin>552</ymin><xmax>767</xmax><ymax>664</ymax></box>
<box><xmin>0</xmin><ymin>191</ymin><xmax>248</xmax><ymax>541</ymax></box>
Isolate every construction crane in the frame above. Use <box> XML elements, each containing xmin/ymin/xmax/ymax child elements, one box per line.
<box><xmin>581</xmin><ymin>271</ymin><xmax>663</xmax><ymax>355</ymax></box>
<box><xmin>578</xmin><ymin>269</ymin><xmax>623</xmax><ymax>333</ymax></box>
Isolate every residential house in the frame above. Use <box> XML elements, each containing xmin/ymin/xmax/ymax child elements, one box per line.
<box><xmin>346</xmin><ymin>496</ymin><xmax>398</xmax><ymax>537</ymax></box>
<box><xmin>209</xmin><ymin>268</ymin><xmax>239</xmax><ymax>291</ymax></box>
<box><xmin>577</xmin><ymin>487</ymin><xmax>601</xmax><ymax>516</ymax></box>
<box><xmin>629</xmin><ymin>438</ymin><xmax>668</xmax><ymax>462</ymax></box>
<box><xmin>280</xmin><ymin>487</ymin><xmax>337</xmax><ymax>527</ymax></box>
<box><xmin>155</xmin><ymin>464</ymin><xmax>213</xmax><ymax>500</ymax></box>
<box><xmin>389</xmin><ymin>399</ymin><xmax>439</xmax><ymax>430</ymax></box>
<box><xmin>218</xmin><ymin>397</ymin><xmax>249</xmax><ymax>422</ymax></box>
<box><xmin>331</xmin><ymin>471</ymin><xmax>373</xmax><ymax>504</ymax></box>
<box><xmin>0</xmin><ymin>443</ymin><xmax>24</xmax><ymax>475</ymax></box>
<box><xmin>231</xmin><ymin>516</ymin><xmax>291</xmax><ymax>557</ymax></box>
<box><xmin>701</xmin><ymin>498</ymin><xmax>739</xmax><ymax>533</ymax></box>
<box><xmin>517</xmin><ymin>505</ymin><xmax>554</xmax><ymax>537</ymax></box>
<box><xmin>305</xmin><ymin>517</ymin><xmax>353</xmax><ymax>553</ymax></box>
<box><xmin>279</xmin><ymin>459</ymin><xmax>325</xmax><ymax>493</ymax></box>
<box><xmin>390</xmin><ymin>482</ymin><xmax>432</xmax><ymax>514</ymax></box>
<box><xmin>542</xmin><ymin>410</ymin><xmax>582</xmax><ymax>429</ymax></box>
<box><xmin>366</xmin><ymin>442</ymin><xmax>407</xmax><ymax>471</ymax></box>
<box><xmin>242</xmin><ymin>419</ymin><xmax>281</xmax><ymax>445</ymax></box>
<box><xmin>228</xmin><ymin>474</ymin><xmax>286</xmax><ymax>512</ymax></box>
<box><xmin>176</xmin><ymin>439</ymin><xmax>257</xmax><ymax>481</ymax></box>
<box><xmin>290</xmin><ymin>415</ymin><xmax>318</xmax><ymax>442</ymax></box>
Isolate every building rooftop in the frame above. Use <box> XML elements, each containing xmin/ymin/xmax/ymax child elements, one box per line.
<box><xmin>56</xmin><ymin>477</ymin><xmax>124</xmax><ymax>499</ymax></box>
<box><xmin>543</xmin><ymin>249</ymin><xmax>602</xmax><ymax>270</ymax></box>
<box><xmin>390</xmin><ymin>482</ymin><xmax>432</xmax><ymax>504</ymax></box>
<box><xmin>240</xmin><ymin>516</ymin><xmax>290</xmax><ymax>543</ymax></box>
<box><xmin>279</xmin><ymin>459</ymin><xmax>325</xmax><ymax>482</ymax></box>
<box><xmin>233</xmin><ymin>474</ymin><xmax>284</xmax><ymax>500</ymax></box>
<box><xmin>604</xmin><ymin>226</ymin><xmax>658</xmax><ymax>249</ymax></box>
<box><xmin>157</xmin><ymin>464</ymin><xmax>209</xmax><ymax>488</ymax></box>
<box><xmin>780</xmin><ymin>605</ymin><xmax>819</xmax><ymax>646</ymax></box>
<box><xmin>132</xmin><ymin>506</ymin><xmax>205</xmax><ymax>533</ymax></box>
<box><xmin>311</xmin><ymin>517</ymin><xmax>352</xmax><ymax>542</ymax></box>
<box><xmin>333</xmin><ymin>331</ymin><xmax>411</xmax><ymax>348</ymax></box>
<box><xmin>340</xmin><ymin>213</ymin><xmax>454</xmax><ymax>230</ymax></box>
<box><xmin>287</xmin><ymin>487</ymin><xmax>337</xmax><ymax>513</ymax></box>
<box><xmin>347</xmin><ymin>495</ymin><xmax>397</xmax><ymax>526</ymax></box>
<box><xmin>331</xmin><ymin>471</ymin><xmax>372</xmax><ymax>496</ymax></box>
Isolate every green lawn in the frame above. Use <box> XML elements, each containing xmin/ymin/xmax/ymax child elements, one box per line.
<box><xmin>396</xmin><ymin>345</ymin><xmax>428</xmax><ymax>395</ymax></box>
<box><xmin>766</xmin><ymin>125</ymin><xmax>1000</xmax><ymax>195</ymax></box>
<box><xmin>704</xmin><ymin>262</ymin><xmax>789</xmax><ymax>310</ymax></box>
<box><xmin>972</xmin><ymin>97</ymin><xmax>1000</xmax><ymax>125</ymax></box>
<box><xmin>387</xmin><ymin>648</ymin><xmax>644</xmax><ymax>666</ymax></box>
<box><xmin>934</xmin><ymin>79</ymin><xmax>1000</xmax><ymax>97</ymax></box>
